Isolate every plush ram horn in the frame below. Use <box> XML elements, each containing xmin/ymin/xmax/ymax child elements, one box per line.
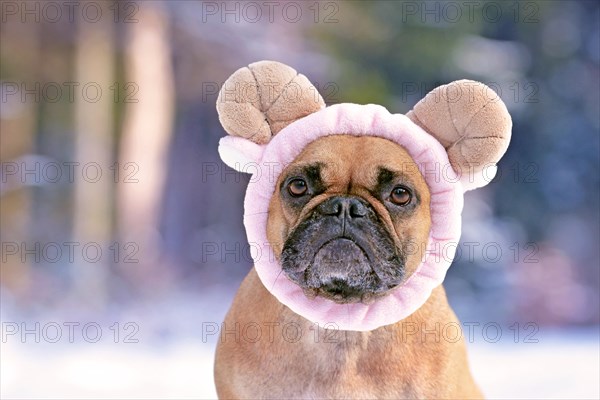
<box><xmin>406</xmin><ymin>80</ymin><xmax>512</xmax><ymax>178</ymax></box>
<box><xmin>216</xmin><ymin>60</ymin><xmax>325</xmax><ymax>144</ymax></box>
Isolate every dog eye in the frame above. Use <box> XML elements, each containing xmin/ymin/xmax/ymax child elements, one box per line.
<box><xmin>288</xmin><ymin>179</ymin><xmax>308</xmax><ymax>197</ymax></box>
<box><xmin>390</xmin><ymin>186</ymin><xmax>411</xmax><ymax>206</ymax></box>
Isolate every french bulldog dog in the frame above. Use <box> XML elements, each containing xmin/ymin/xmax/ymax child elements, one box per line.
<box><xmin>212</xmin><ymin>61</ymin><xmax>512</xmax><ymax>399</ymax></box>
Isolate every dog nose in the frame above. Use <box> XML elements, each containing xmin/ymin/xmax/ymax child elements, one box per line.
<box><xmin>317</xmin><ymin>196</ymin><xmax>368</xmax><ymax>218</ymax></box>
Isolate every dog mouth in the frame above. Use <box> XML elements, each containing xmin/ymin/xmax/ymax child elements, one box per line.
<box><xmin>280</xmin><ymin>196</ymin><xmax>406</xmax><ymax>305</ymax></box>
<box><xmin>313</xmin><ymin>237</ymin><xmax>371</xmax><ymax>266</ymax></box>
<box><xmin>284</xmin><ymin>237</ymin><xmax>400</xmax><ymax>305</ymax></box>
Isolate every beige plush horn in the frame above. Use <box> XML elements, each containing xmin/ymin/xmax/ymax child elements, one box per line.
<box><xmin>406</xmin><ymin>80</ymin><xmax>512</xmax><ymax>177</ymax></box>
<box><xmin>216</xmin><ymin>60</ymin><xmax>325</xmax><ymax>144</ymax></box>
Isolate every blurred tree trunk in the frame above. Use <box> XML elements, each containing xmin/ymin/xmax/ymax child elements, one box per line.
<box><xmin>0</xmin><ymin>21</ymin><xmax>39</xmax><ymax>298</ymax></box>
<box><xmin>117</xmin><ymin>3</ymin><xmax>175</xmax><ymax>294</ymax></box>
<box><xmin>72</xmin><ymin>3</ymin><xmax>115</xmax><ymax>308</ymax></box>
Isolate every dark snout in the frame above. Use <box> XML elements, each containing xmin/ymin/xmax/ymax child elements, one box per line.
<box><xmin>281</xmin><ymin>196</ymin><xmax>405</xmax><ymax>304</ymax></box>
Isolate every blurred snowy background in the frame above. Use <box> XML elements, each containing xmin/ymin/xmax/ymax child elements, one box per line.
<box><xmin>1</xmin><ymin>1</ymin><xmax>599</xmax><ymax>399</ymax></box>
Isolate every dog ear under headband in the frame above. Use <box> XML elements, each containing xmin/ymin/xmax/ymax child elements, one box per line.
<box><xmin>216</xmin><ymin>60</ymin><xmax>511</xmax><ymax>191</ymax></box>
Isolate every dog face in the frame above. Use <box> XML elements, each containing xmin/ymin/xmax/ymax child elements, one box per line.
<box><xmin>267</xmin><ymin>135</ymin><xmax>431</xmax><ymax>304</ymax></box>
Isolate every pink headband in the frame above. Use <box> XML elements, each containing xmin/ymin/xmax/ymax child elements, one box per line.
<box><xmin>219</xmin><ymin>103</ymin><xmax>491</xmax><ymax>331</ymax></box>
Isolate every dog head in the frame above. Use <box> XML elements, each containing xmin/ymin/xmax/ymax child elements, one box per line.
<box><xmin>215</xmin><ymin>61</ymin><xmax>512</xmax><ymax>330</ymax></box>
<box><xmin>267</xmin><ymin>135</ymin><xmax>431</xmax><ymax>304</ymax></box>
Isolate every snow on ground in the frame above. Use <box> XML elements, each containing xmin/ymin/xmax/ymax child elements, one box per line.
<box><xmin>1</xmin><ymin>289</ymin><xmax>598</xmax><ymax>399</ymax></box>
<box><xmin>1</xmin><ymin>340</ymin><xmax>218</xmax><ymax>399</ymax></box>
<box><xmin>2</xmin><ymin>327</ymin><xmax>598</xmax><ymax>399</ymax></box>
<box><xmin>469</xmin><ymin>329</ymin><xmax>600</xmax><ymax>399</ymax></box>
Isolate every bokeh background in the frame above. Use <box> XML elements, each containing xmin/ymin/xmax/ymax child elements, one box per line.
<box><xmin>1</xmin><ymin>1</ymin><xmax>599</xmax><ymax>398</ymax></box>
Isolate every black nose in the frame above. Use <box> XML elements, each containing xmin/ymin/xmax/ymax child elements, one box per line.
<box><xmin>316</xmin><ymin>196</ymin><xmax>368</xmax><ymax>219</ymax></box>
